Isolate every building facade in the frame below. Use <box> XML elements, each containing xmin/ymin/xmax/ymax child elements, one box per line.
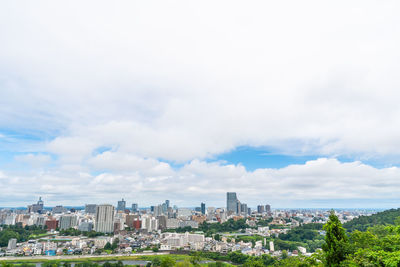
<box><xmin>95</xmin><ymin>204</ymin><xmax>115</xmax><ymax>233</ymax></box>
<box><xmin>227</xmin><ymin>192</ymin><xmax>238</xmax><ymax>214</ymax></box>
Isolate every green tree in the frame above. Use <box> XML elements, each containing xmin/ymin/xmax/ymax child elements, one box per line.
<box><xmin>228</xmin><ymin>251</ymin><xmax>249</xmax><ymax>264</ymax></box>
<box><xmin>243</xmin><ymin>257</ymin><xmax>264</xmax><ymax>267</ymax></box>
<box><xmin>152</xmin><ymin>257</ymin><xmax>161</xmax><ymax>266</ymax></box>
<box><xmin>190</xmin><ymin>252</ymin><xmax>202</xmax><ymax>266</ymax></box>
<box><xmin>160</xmin><ymin>256</ymin><xmax>176</xmax><ymax>267</ymax></box>
<box><xmin>322</xmin><ymin>210</ymin><xmax>350</xmax><ymax>266</ymax></box>
<box><xmin>214</xmin><ymin>234</ymin><xmax>221</xmax><ymax>241</ymax></box>
<box><xmin>104</xmin><ymin>242</ymin><xmax>112</xmax><ymax>250</ymax></box>
<box><xmin>281</xmin><ymin>250</ymin><xmax>288</xmax><ymax>259</ymax></box>
<box><xmin>349</xmin><ymin>230</ymin><xmax>377</xmax><ymax>250</ymax></box>
<box><xmin>112</xmin><ymin>238</ymin><xmax>119</xmax><ymax>250</ymax></box>
<box><xmin>175</xmin><ymin>260</ymin><xmax>193</xmax><ymax>267</ymax></box>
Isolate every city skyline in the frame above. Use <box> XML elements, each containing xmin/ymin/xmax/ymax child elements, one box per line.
<box><xmin>2</xmin><ymin>1</ymin><xmax>400</xmax><ymax>208</ymax></box>
<box><xmin>0</xmin><ymin>194</ymin><xmax>388</xmax><ymax>211</ymax></box>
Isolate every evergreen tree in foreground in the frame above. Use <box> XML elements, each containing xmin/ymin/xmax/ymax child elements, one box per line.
<box><xmin>322</xmin><ymin>210</ymin><xmax>349</xmax><ymax>266</ymax></box>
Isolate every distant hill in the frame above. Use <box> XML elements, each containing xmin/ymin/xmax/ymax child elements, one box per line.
<box><xmin>344</xmin><ymin>208</ymin><xmax>400</xmax><ymax>232</ymax></box>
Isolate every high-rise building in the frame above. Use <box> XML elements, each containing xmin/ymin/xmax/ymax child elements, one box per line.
<box><xmin>85</xmin><ymin>204</ymin><xmax>97</xmax><ymax>214</ymax></box>
<box><xmin>141</xmin><ymin>215</ymin><xmax>158</xmax><ymax>232</ymax></box>
<box><xmin>28</xmin><ymin>197</ymin><xmax>44</xmax><ymax>213</ymax></box>
<box><xmin>236</xmin><ymin>201</ymin><xmax>242</xmax><ymax>214</ymax></box>
<box><xmin>265</xmin><ymin>204</ymin><xmax>271</xmax><ymax>213</ymax></box>
<box><xmin>36</xmin><ymin>216</ymin><xmax>45</xmax><ymax>226</ymax></box>
<box><xmin>257</xmin><ymin>205</ymin><xmax>265</xmax><ymax>213</ymax></box>
<box><xmin>227</xmin><ymin>192</ymin><xmax>238</xmax><ymax>213</ymax></box>
<box><xmin>7</xmin><ymin>238</ymin><xmax>17</xmax><ymax>250</ymax></box>
<box><xmin>157</xmin><ymin>215</ymin><xmax>167</xmax><ymax>230</ymax></box>
<box><xmin>45</xmin><ymin>219</ymin><xmax>58</xmax><ymax>230</ymax></box>
<box><xmin>162</xmin><ymin>203</ymin><xmax>167</xmax><ymax>214</ymax></box>
<box><xmin>78</xmin><ymin>221</ymin><xmax>93</xmax><ymax>232</ymax></box>
<box><xmin>126</xmin><ymin>214</ymin><xmax>140</xmax><ymax>228</ymax></box>
<box><xmin>117</xmin><ymin>199</ymin><xmax>126</xmax><ymax>212</ymax></box>
<box><xmin>95</xmin><ymin>204</ymin><xmax>115</xmax><ymax>233</ymax></box>
<box><xmin>241</xmin><ymin>203</ymin><xmax>248</xmax><ymax>215</ymax></box>
<box><xmin>154</xmin><ymin>205</ymin><xmax>163</xmax><ymax>217</ymax></box>
<box><xmin>52</xmin><ymin>205</ymin><xmax>67</xmax><ymax>214</ymax></box>
<box><xmin>59</xmin><ymin>215</ymin><xmax>77</xmax><ymax>230</ymax></box>
<box><xmin>132</xmin><ymin>203</ymin><xmax>138</xmax><ymax>213</ymax></box>
<box><xmin>201</xmin><ymin>203</ymin><xmax>206</xmax><ymax>215</ymax></box>
<box><xmin>165</xmin><ymin>200</ymin><xmax>170</xmax><ymax>209</ymax></box>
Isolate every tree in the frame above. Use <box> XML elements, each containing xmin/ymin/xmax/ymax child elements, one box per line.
<box><xmin>228</xmin><ymin>251</ymin><xmax>249</xmax><ymax>264</ymax></box>
<box><xmin>243</xmin><ymin>257</ymin><xmax>264</xmax><ymax>267</ymax></box>
<box><xmin>214</xmin><ymin>234</ymin><xmax>221</xmax><ymax>241</ymax></box>
<box><xmin>281</xmin><ymin>250</ymin><xmax>288</xmax><ymax>259</ymax></box>
<box><xmin>322</xmin><ymin>210</ymin><xmax>350</xmax><ymax>266</ymax></box>
<box><xmin>190</xmin><ymin>252</ymin><xmax>202</xmax><ymax>266</ymax></box>
<box><xmin>104</xmin><ymin>242</ymin><xmax>112</xmax><ymax>250</ymax></box>
<box><xmin>175</xmin><ymin>260</ymin><xmax>193</xmax><ymax>267</ymax></box>
<box><xmin>152</xmin><ymin>258</ymin><xmax>161</xmax><ymax>266</ymax></box>
<box><xmin>160</xmin><ymin>256</ymin><xmax>176</xmax><ymax>267</ymax></box>
<box><xmin>349</xmin><ymin>230</ymin><xmax>377</xmax><ymax>250</ymax></box>
<box><xmin>112</xmin><ymin>238</ymin><xmax>119</xmax><ymax>250</ymax></box>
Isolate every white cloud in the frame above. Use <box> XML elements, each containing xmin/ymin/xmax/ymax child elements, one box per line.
<box><xmin>0</xmin><ymin>1</ymin><xmax>400</xmax><ymax>206</ymax></box>
<box><xmin>0</xmin><ymin>1</ymin><xmax>400</xmax><ymax>162</ymax></box>
<box><xmin>1</xmin><ymin>157</ymin><xmax>400</xmax><ymax>207</ymax></box>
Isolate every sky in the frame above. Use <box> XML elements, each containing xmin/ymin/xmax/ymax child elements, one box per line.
<box><xmin>1</xmin><ymin>0</ymin><xmax>400</xmax><ymax>208</ymax></box>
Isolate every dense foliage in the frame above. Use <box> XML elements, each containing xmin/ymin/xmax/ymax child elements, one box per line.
<box><xmin>199</xmin><ymin>219</ymin><xmax>249</xmax><ymax>235</ymax></box>
<box><xmin>268</xmin><ymin>223</ymin><xmax>324</xmax><ymax>253</ymax></box>
<box><xmin>0</xmin><ymin>224</ymin><xmax>47</xmax><ymax>247</ymax></box>
<box><xmin>164</xmin><ymin>219</ymin><xmax>249</xmax><ymax>236</ymax></box>
<box><xmin>343</xmin><ymin>208</ymin><xmax>400</xmax><ymax>232</ymax></box>
<box><xmin>322</xmin><ymin>211</ymin><xmax>350</xmax><ymax>266</ymax></box>
<box><xmin>59</xmin><ymin>228</ymin><xmax>105</xmax><ymax>237</ymax></box>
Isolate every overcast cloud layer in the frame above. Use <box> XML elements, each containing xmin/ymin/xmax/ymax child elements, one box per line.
<box><xmin>1</xmin><ymin>1</ymin><xmax>400</xmax><ymax>207</ymax></box>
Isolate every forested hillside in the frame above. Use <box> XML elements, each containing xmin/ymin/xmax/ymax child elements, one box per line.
<box><xmin>343</xmin><ymin>208</ymin><xmax>400</xmax><ymax>232</ymax></box>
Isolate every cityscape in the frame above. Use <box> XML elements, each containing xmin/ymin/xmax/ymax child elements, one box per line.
<box><xmin>0</xmin><ymin>193</ymin><xmax>374</xmax><ymax>260</ymax></box>
<box><xmin>2</xmin><ymin>0</ymin><xmax>400</xmax><ymax>266</ymax></box>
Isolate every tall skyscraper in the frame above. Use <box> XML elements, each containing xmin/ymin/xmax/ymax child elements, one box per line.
<box><xmin>257</xmin><ymin>205</ymin><xmax>265</xmax><ymax>213</ymax></box>
<box><xmin>227</xmin><ymin>192</ymin><xmax>238</xmax><ymax>213</ymax></box>
<box><xmin>241</xmin><ymin>203</ymin><xmax>248</xmax><ymax>215</ymax></box>
<box><xmin>95</xmin><ymin>204</ymin><xmax>115</xmax><ymax>233</ymax></box>
<box><xmin>236</xmin><ymin>200</ymin><xmax>241</xmax><ymax>214</ymax></box>
<box><xmin>154</xmin><ymin>205</ymin><xmax>163</xmax><ymax>217</ymax></box>
<box><xmin>162</xmin><ymin>203</ymin><xmax>167</xmax><ymax>213</ymax></box>
<box><xmin>165</xmin><ymin>200</ymin><xmax>170</xmax><ymax>209</ymax></box>
<box><xmin>201</xmin><ymin>202</ymin><xmax>206</xmax><ymax>215</ymax></box>
<box><xmin>265</xmin><ymin>204</ymin><xmax>271</xmax><ymax>213</ymax></box>
<box><xmin>117</xmin><ymin>198</ymin><xmax>126</xmax><ymax>212</ymax></box>
<box><xmin>132</xmin><ymin>203</ymin><xmax>138</xmax><ymax>213</ymax></box>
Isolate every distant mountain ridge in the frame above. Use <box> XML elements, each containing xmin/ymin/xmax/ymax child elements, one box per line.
<box><xmin>344</xmin><ymin>208</ymin><xmax>400</xmax><ymax>232</ymax></box>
